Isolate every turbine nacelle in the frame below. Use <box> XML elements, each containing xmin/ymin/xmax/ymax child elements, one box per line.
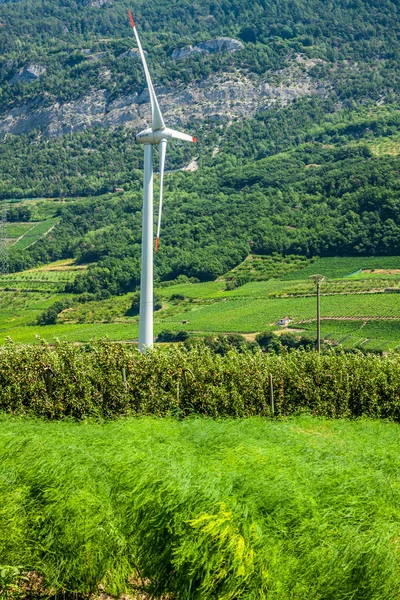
<box><xmin>136</xmin><ymin>127</ymin><xmax>197</xmax><ymax>145</ymax></box>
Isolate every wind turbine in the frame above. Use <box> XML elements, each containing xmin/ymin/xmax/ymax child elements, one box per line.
<box><xmin>128</xmin><ymin>11</ymin><xmax>197</xmax><ymax>352</ymax></box>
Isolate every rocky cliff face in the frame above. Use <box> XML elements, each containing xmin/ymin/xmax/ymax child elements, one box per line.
<box><xmin>0</xmin><ymin>55</ymin><xmax>327</xmax><ymax>137</ymax></box>
<box><xmin>10</xmin><ymin>64</ymin><xmax>46</xmax><ymax>84</ymax></box>
<box><xmin>85</xmin><ymin>0</ymin><xmax>110</xmax><ymax>5</ymax></box>
<box><xmin>171</xmin><ymin>38</ymin><xmax>244</xmax><ymax>59</ymax></box>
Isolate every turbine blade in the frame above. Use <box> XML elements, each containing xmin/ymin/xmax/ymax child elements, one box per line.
<box><xmin>128</xmin><ymin>10</ymin><xmax>165</xmax><ymax>132</ymax></box>
<box><xmin>166</xmin><ymin>127</ymin><xmax>197</xmax><ymax>143</ymax></box>
<box><xmin>156</xmin><ymin>139</ymin><xmax>167</xmax><ymax>252</ymax></box>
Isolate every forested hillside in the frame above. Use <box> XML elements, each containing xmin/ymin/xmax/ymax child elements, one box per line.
<box><xmin>0</xmin><ymin>0</ymin><xmax>399</xmax><ymax>294</ymax></box>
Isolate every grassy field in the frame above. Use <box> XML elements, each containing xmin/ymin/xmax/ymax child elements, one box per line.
<box><xmin>298</xmin><ymin>319</ymin><xmax>400</xmax><ymax>350</ymax></box>
<box><xmin>0</xmin><ymin>320</ymin><xmax>140</xmax><ymax>344</ymax></box>
<box><xmin>0</xmin><ymin>259</ymin><xmax>85</xmax><ymax>292</ymax></box>
<box><xmin>6</xmin><ymin>222</ymin><xmax>37</xmax><ymax>239</ymax></box>
<box><xmin>12</xmin><ymin>217</ymin><xmax>60</xmax><ymax>250</ymax></box>
<box><xmin>157</xmin><ymin>292</ymin><xmax>400</xmax><ymax>331</ymax></box>
<box><xmin>284</xmin><ymin>256</ymin><xmax>400</xmax><ymax>280</ymax></box>
<box><xmin>1</xmin><ymin>256</ymin><xmax>400</xmax><ymax>347</ymax></box>
<box><xmin>2</xmin><ymin>415</ymin><xmax>400</xmax><ymax>599</ymax></box>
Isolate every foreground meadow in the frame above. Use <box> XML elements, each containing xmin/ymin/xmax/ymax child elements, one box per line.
<box><xmin>2</xmin><ymin>415</ymin><xmax>400</xmax><ymax>599</ymax></box>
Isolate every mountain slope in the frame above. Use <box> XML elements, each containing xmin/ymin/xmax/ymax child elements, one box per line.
<box><xmin>0</xmin><ymin>0</ymin><xmax>399</xmax><ymax>298</ymax></box>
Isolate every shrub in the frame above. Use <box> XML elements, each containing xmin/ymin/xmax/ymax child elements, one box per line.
<box><xmin>156</xmin><ymin>330</ymin><xmax>190</xmax><ymax>343</ymax></box>
<box><xmin>256</xmin><ymin>331</ymin><xmax>281</xmax><ymax>353</ymax></box>
<box><xmin>170</xmin><ymin>293</ymin><xmax>186</xmax><ymax>302</ymax></box>
<box><xmin>1</xmin><ymin>341</ymin><xmax>400</xmax><ymax>421</ymax></box>
<box><xmin>36</xmin><ymin>298</ymin><xmax>72</xmax><ymax>326</ymax></box>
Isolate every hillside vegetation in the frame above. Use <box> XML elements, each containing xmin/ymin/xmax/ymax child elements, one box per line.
<box><xmin>6</xmin><ymin>111</ymin><xmax>400</xmax><ymax>292</ymax></box>
<box><xmin>1</xmin><ymin>255</ymin><xmax>400</xmax><ymax>349</ymax></box>
<box><xmin>0</xmin><ymin>0</ymin><xmax>399</xmax><ymax>346</ymax></box>
<box><xmin>0</xmin><ymin>0</ymin><xmax>398</xmax><ymax>110</ymax></box>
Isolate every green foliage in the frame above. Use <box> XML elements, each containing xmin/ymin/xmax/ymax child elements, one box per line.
<box><xmin>5</xmin><ymin>223</ymin><xmax>32</xmax><ymax>239</ymax></box>
<box><xmin>36</xmin><ymin>297</ymin><xmax>72</xmax><ymax>325</ymax></box>
<box><xmin>0</xmin><ymin>1</ymin><xmax>399</xmax><ymax>347</ymax></box>
<box><xmin>6</xmin><ymin>131</ymin><xmax>400</xmax><ymax>294</ymax></box>
<box><xmin>0</xmin><ymin>0</ymin><xmax>398</xmax><ymax>111</ymax></box>
<box><xmin>285</xmin><ymin>256</ymin><xmax>400</xmax><ymax>280</ymax></box>
<box><xmin>255</xmin><ymin>331</ymin><xmax>282</xmax><ymax>353</ymax></box>
<box><xmin>6</xmin><ymin>206</ymin><xmax>31</xmax><ymax>223</ymax></box>
<box><xmin>156</xmin><ymin>330</ymin><xmax>189</xmax><ymax>343</ymax></box>
<box><xmin>296</xmin><ymin>319</ymin><xmax>400</xmax><ymax>351</ymax></box>
<box><xmin>256</xmin><ymin>330</ymin><xmax>316</xmax><ymax>353</ymax></box>
<box><xmin>0</xmin><ymin>566</ymin><xmax>26</xmax><ymax>600</ymax></box>
<box><xmin>2</xmin><ymin>416</ymin><xmax>400</xmax><ymax>598</ymax></box>
<box><xmin>197</xmin><ymin>333</ymin><xmax>251</xmax><ymax>355</ymax></box>
<box><xmin>225</xmin><ymin>254</ymin><xmax>314</xmax><ymax>283</ymax></box>
<box><xmin>0</xmin><ymin>0</ymin><xmax>398</xmax><ymax>304</ymax></box>
<box><xmin>1</xmin><ymin>341</ymin><xmax>400</xmax><ymax>420</ymax></box>
<box><xmin>11</xmin><ymin>218</ymin><xmax>59</xmax><ymax>251</ymax></box>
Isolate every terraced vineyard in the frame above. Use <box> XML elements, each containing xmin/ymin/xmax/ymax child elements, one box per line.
<box><xmin>285</xmin><ymin>256</ymin><xmax>400</xmax><ymax>280</ymax></box>
<box><xmin>1</xmin><ymin>255</ymin><xmax>400</xmax><ymax>348</ymax></box>
<box><xmin>298</xmin><ymin>320</ymin><xmax>400</xmax><ymax>351</ymax></box>
<box><xmin>0</xmin><ymin>260</ymin><xmax>85</xmax><ymax>292</ymax></box>
<box><xmin>156</xmin><ymin>293</ymin><xmax>400</xmax><ymax>333</ymax></box>
<box><xmin>12</xmin><ymin>217</ymin><xmax>60</xmax><ymax>250</ymax></box>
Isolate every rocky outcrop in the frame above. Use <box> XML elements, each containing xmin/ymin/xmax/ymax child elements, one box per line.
<box><xmin>0</xmin><ymin>91</ymin><xmax>107</xmax><ymax>137</ymax></box>
<box><xmin>171</xmin><ymin>38</ymin><xmax>244</xmax><ymax>59</ymax></box>
<box><xmin>0</xmin><ymin>56</ymin><xmax>327</xmax><ymax>137</ymax></box>
<box><xmin>10</xmin><ymin>64</ymin><xmax>46</xmax><ymax>85</ymax></box>
<box><xmin>119</xmin><ymin>48</ymin><xmax>144</xmax><ymax>60</ymax></box>
<box><xmin>85</xmin><ymin>0</ymin><xmax>111</xmax><ymax>6</ymax></box>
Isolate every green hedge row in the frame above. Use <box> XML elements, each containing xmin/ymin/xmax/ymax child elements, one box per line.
<box><xmin>1</xmin><ymin>341</ymin><xmax>400</xmax><ymax>420</ymax></box>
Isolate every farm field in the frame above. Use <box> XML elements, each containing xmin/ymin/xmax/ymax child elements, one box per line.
<box><xmin>284</xmin><ymin>256</ymin><xmax>400</xmax><ymax>280</ymax></box>
<box><xmin>1</xmin><ymin>256</ymin><xmax>400</xmax><ymax>347</ymax></box>
<box><xmin>2</xmin><ymin>415</ymin><xmax>400</xmax><ymax>599</ymax></box>
<box><xmin>367</xmin><ymin>132</ymin><xmax>400</xmax><ymax>157</ymax></box>
<box><xmin>11</xmin><ymin>217</ymin><xmax>60</xmax><ymax>250</ymax></box>
<box><xmin>158</xmin><ymin>293</ymin><xmax>400</xmax><ymax>331</ymax></box>
<box><xmin>6</xmin><ymin>222</ymin><xmax>37</xmax><ymax>239</ymax></box>
<box><xmin>0</xmin><ymin>320</ymin><xmax>139</xmax><ymax>344</ymax></box>
<box><xmin>0</xmin><ymin>259</ymin><xmax>86</xmax><ymax>292</ymax></box>
<box><xmin>298</xmin><ymin>320</ymin><xmax>400</xmax><ymax>350</ymax></box>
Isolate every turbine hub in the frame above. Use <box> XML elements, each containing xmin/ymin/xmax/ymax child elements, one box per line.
<box><xmin>136</xmin><ymin>128</ymin><xmax>167</xmax><ymax>145</ymax></box>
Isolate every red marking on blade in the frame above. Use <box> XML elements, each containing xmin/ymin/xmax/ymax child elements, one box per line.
<box><xmin>192</xmin><ymin>137</ymin><xmax>198</xmax><ymax>143</ymax></box>
<box><xmin>155</xmin><ymin>237</ymin><xmax>160</xmax><ymax>252</ymax></box>
<box><xmin>128</xmin><ymin>10</ymin><xmax>135</xmax><ymax>28</ymax></box>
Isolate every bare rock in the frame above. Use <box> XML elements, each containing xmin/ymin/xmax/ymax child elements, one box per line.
<box><xmin>10</xmin><ymin>64</ymin><xmax>46</xmax><ymax>84</ymax></box>
<box><xmin>86</xmin><ymin>0</ymin><xmax>111</xmax><ymax>6</ymax></box>
<box><xmin>0</xmin><ymin>56</ymin><xmax>328</xmax><ymax>137</ymax></box>
<box><xmin>119</xmin><ymin>48</ymin><xmax>145</xmax><ymax>60</ymax></box>
<box><xmin>172</xmin><ymin>38</ymin><xmax>244</xmax><ymax>59</ymax></box>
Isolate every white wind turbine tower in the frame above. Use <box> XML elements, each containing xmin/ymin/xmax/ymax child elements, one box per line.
<box><xmin>128</xmin><ymin>11</ymin><xmax>197</xmax><ymax>352</ymax></box>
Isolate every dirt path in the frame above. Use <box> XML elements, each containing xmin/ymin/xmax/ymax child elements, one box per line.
<box><xmin>24</xmin><ymin>220</ymin><xmax>60</xmax><ymax>250</ymax></box>
<box><xmin>10</xmin><ymin>222</ymin><xmax>39</xmax><ymax>246</ymax></box>
<box><xmin>296</xmin><ymin>316</ymin><xmax>400</xmax><ymax>324</ymax></box>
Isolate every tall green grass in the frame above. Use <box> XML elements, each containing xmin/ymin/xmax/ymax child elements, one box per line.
<box><xmin>1</xmin><ymin>416</ymin><xmax>400</xmax><ymax>599</ymax></box>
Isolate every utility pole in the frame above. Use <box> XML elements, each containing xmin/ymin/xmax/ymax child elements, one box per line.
<box><xmin>0</xmin><ymin>205</ymin><xmax>9</xmax><ymax>276</ymax></box>
<box><xmin>309</xmin><ymin>274</ymin><xmax>325</xmax><ymax>352</ymax></box>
